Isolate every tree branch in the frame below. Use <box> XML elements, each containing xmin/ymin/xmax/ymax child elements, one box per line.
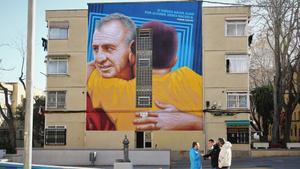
<box><xmin>0</xmin><ymin>83</ymin><xmax>13</xmax><ymax>120</ymax></box>
<box><xmin>0</xmin><ymin>104</ymin><xmax>9</xmax><ymax>122</ymax></box>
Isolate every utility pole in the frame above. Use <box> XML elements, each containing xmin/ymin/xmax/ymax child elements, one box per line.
<box><xmin>24</xmin><ymin>0</ymin><xmax>35</xmax><ymax>168</ymax></box>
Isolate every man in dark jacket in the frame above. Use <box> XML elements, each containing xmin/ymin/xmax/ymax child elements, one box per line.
<box><xmin>203</xmin><ymin>139</ymin><xmax>220</xmax><ymax>169</ymax></box>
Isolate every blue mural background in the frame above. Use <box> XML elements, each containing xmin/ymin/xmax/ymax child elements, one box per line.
<box><xmin>87</xmin><ymin>1</ymin><xmax>202</xmax><ymax>75</ymax></box>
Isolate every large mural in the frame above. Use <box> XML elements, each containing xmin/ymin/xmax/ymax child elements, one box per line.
<box><xmin>86</xmin><ymin>1</ymin><xmax>203</xmax><ymax>131</ymax></box>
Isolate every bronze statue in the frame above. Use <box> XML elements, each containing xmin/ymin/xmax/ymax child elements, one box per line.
<box><xmin>123</xmin><ymin>135</ymin><xmax>130</xmax><ymax>162</ymax></box>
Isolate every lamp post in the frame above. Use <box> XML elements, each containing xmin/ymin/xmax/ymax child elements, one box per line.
<box><xmin>24</xmin><ymin>0</ymin><xmax>35</xmax><ymax>168</ymax></box>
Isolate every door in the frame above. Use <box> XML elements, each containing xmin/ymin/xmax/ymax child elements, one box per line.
<box><xmin>136</xmin><ymin>131</ymin><xmax>152</xmax><ymax>148</ymax></box>
<box><xmin>136</xmin><ymin>131</ymin><xmax>144</xmax><ymax>148</ymax></box>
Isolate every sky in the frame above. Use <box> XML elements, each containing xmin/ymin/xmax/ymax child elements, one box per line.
<box><xmin>0</xmin><ymin>0</ymin><xmax>238</xmax><ymax>91</ymax></box>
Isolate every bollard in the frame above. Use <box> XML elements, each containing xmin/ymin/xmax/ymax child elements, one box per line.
<box><xmin>89</xmin><ymin>151</ymin><xmax>97</xmax><ymax>166</ymax></box>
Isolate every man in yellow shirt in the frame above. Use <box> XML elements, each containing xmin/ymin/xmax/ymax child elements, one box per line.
<box><xmin>88</xmin><ymin>20</ymin><xmax>203</xmax><ymax>130</ymax></box>
<box><xmin>86</xmin><ymin>13</ymin><xmax>136</xmax><ymax>130</ymax></box>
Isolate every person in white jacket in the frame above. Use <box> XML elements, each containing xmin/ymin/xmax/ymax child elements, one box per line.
<box><xmin>218</xmin><ymin>138</ymin><xmax>232</xmax><ymax>169</ymax></box>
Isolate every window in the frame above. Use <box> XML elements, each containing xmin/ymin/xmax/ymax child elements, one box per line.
<box><xmin>47</xmin><ymin>91</ymin><xmax>66</xmax><ymax>109</ymax></box>
<box><xmin>45</xmin><ymin>125</ymin><xmax>66</xmax><ymax>145</ymax></box>
<box><xmin>139</xmin><ymin>58</ymin><xmax>151</xmax><ymax>67</ymax></box>
<box><xmin>49</xmin><ymin>28</ymin><xmax>68</xmax><ymax>39</ymax></box>
<box><xmin>47</xmin><ymin>58</ymin><xmax>68</xmax><ymax>75</ymax></box>
<box><xmin>225</xmin><ymin>20</ymin><xmax>247</xmax><ymax>36</ymax></box>
<box><xmin>48</xmin><ymin>21</ymin><xmax>69</xmax><ymax>39</ymax></box>
<box><xmin>226</xmin><ymin>55</ymin><xmax>249</xmax><ymax>73</ymax></box>
<box><xmin>227</xmin><ymin>92</ymin><xmax>248</xmax><ymax>109</ymax></box>
<box><xmin>137</xmin><ymin>96</ymin><xmax>151</xmax><ymax>107</ymax></box>
<box><xmin>227</xmin><ymin>127</ymin><xmax>249</xmax><ymax>144</ymax></box>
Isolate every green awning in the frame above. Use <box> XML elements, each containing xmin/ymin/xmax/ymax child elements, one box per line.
<box><xmin>225</xmin><ymin>120</ymin><xmax>250</xmax><ymax>126</ymax></box>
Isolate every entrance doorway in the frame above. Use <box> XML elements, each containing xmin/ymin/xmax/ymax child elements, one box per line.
<box><xmin>135</xmin><ymin>131</ymin><xmax>152</xmax><ymax>148</ymax></box>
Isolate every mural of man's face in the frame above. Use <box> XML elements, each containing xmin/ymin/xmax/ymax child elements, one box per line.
<box><xmin>92</xmin><ymin>20</ymin><xmax>132</xmax><ymax>79</ymax></box>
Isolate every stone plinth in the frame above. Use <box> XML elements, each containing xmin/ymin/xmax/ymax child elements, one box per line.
<box><xmin>113</xmin><ymin>162</ymin><xmax>133</xmax><ymax>169</ymax></box>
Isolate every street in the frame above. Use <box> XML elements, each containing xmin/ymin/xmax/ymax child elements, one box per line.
<box><xmin>172</xmin><ymin>156</ymin><xmax>300</xmax><ymax>169</ymax></box>
<box><xmin>94</xmin><ymin>156</ymin><xmax>300</xmax><ymax>169</ymax></box>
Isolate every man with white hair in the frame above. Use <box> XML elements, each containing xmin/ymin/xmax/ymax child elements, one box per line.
<box><xmin>218</xmin><ymin>138</ymin><xmax>232</xmax><ymax>169</ymax></box>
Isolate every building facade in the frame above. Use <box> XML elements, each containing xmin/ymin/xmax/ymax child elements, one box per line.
<box><xmin>44</xmin><ymin>4</ymin><xmax>251</xmax><ymax>156</ymax></box>
<box><xmin>290</xmin><ymin>104</ymin><xmax>300</xmax><ymax>142</ymax></box>
<box><xmin>0</xmin><ymin>82</ymin><xmax>26</xmax><ymax>147</ymax></box>
<box><xmin>203</xmin><ymin>6</ymin><xmax>251</xmax><ymax>155</ymax></box>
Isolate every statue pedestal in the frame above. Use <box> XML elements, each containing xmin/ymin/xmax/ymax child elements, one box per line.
<box><xmin>113</xmin><ymin>162</ymin><xmax>133</xmax><ymax>169</ymax></box>
<box><xmin>114</xmin><ymin>135</ymin><xmax>132</xmax><ymax>169</ymax></box>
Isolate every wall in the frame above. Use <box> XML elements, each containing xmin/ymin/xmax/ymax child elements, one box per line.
<box><xmin>44</xmin><ymin>6</ymin><xmax>252</xmax><ymax>154</ymax></box>
<box><xmin>291</xmin><ymin>104</ymin><xmax>300</xmax><ymax>142</ymax></box>
<box><xmin>45</xmin><ymin>113</ymin><xmax>85</xmax><ymax>148</ymax></box>
<box><xmin>85</xmin><ymin>131</ymin><xmax>135</xmax><ymax>149</ymax></box>
<box><xmin>86</xmin><ymin>131</ymin><xmax>204</xmax><ymax>151</ymax></box>
<box><xmin>203</xmin><ymin>6</ymin><xmax>250</xmax><ymax>110</ymax></box>
<box><xmin>251</xmin><ymin>149</ymin><xmax>300</xmax><ymax>157</ymax></box>
<box><xmin>153</xmin><ymin>131</ymin><xmax>204</xmax><ymax>151</ymax></box>
<box><xmin>46</xmin><ymin>10</ymin><xmax>87</xmax><ymax>112</ymax></box>
<box><xmin>205</xmin><ymin>113</ymin><xmax>250</xmax><ymax>151</ymax></box>
<box><xmin>16</xmin><ymin>149</ymin><xmax>170</xmax><ymax>166</ymax></box>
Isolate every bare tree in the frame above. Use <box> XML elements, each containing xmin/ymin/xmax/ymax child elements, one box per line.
<box><xmin>239</xmin><ymin>0</ymin><xmax>300</xmax><ymax>144</ymax></box>
<box><xmin>0</xmin><ymin>83</ymin><xmax>17</xmax><ymax>153</ymax></box>
<box><xmin>252</xmin><ymin>0</ymin><xmax>300</xmax><ymax>144</ymax></box>
<box><xmin>249</xmin><ymin>37</ymin><xmax>274</xmax><ymax>89</ymax></box>
<box><xmin>10</xmin><ymin>37</ymin><xmax>26</xmax><ymax>90</ymax></box>
<box><xmin>0</xmin><ymin>38</ymin><xmax>26</xmax><ymax>153</ymax></box>
<box><xmin>249</xmin><ymin>37</ymin><xmax>275</xmax><ymax>141</ymax></box>
<box><xmin>264</xmin><ymin>0</ymin><xmax>300</xmax><ymax>144</ymax></box>
<box><xmin>0</xmin><ymin>44</ymin><xmax>14</xmax><ymax>72</ymax></box>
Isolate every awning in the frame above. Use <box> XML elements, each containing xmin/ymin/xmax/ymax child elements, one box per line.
<box><xmin>49</xmin><ymin>21</ymin><xmax>69</xmax><ymax>28</ymax></box>
<box><xmin>225</xmin><ymin>120</ymin><xmax>250</xmax><ymax>126</ymax></box>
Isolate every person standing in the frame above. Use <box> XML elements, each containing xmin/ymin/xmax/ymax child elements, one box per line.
<box><xmin>203</xmin><ymin>139</ymin><xmax>220</xmax><ymax>169</ymax></box>
<box><xmin>218</xmin><ymin>138</ymin><xmax>232</xmax><ymax>169</ymax></box>
<box><xmin>189</xmin><ymin>141</ymin><xmax>202</xmax><ymax>169</ymax></box>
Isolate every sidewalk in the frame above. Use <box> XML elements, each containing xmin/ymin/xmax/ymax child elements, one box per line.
<box><xmin>92</xmin><ymin>159</ymin><xmax>211</xmax><ymax>169</ymax></box>
<box><xmin>92</xmin><ymin>156</ymin><xmax>300</xmax><ymax>169</ymax></box>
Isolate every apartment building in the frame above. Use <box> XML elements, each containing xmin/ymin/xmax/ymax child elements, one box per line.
<box><xmin>44</xmin><ymin>2</ymin><xmax>251</xmax><ymax>156</ymax></box>
<box><xmin>0</xmin><ymin>83</ymin><xmax>25</xmax><ymax>114</ymax></box>
<box><xmin>0</xmin><ymin>82</ymin><xmax>26</xmax><ymax>146</ymax></box>
<box><xmin>203</xmin><ymin>6</ymin><xmax>251</xmax><ymax>155</ymax></box>
<box><xmin>290</xmin><ymin>105</ymin><xmax>300</xmax><ymax>142</ymax></box>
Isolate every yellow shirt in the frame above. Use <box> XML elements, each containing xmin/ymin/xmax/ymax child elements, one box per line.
<box><xmin>87</xmin><ymin>66</ymin><xmax>203</xmax><ymax>130</ymax></box>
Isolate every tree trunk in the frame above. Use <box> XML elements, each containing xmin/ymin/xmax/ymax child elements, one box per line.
<box><xmin>7</xmin><ymin>120</ymin><xmax>17</xmax><ymax>154</ymax></box>
<box><xmin>283</xmin><ymin>109</ymin><xmax>292</xmax><ymax>144</ymax></box>
<box><xmin>272</xmin><ymin>76</ymin><xmax>281</xmax><ymax>144</ymax></box>
<box><xmin>262</xmin><ymin>116</ymin><xmax>269</xmax><ymax>142</ymax></box>
<box><xmin>271</xmin><ymin>4</ymin><xmax>282</xmax><ymax>144</ymax></box>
